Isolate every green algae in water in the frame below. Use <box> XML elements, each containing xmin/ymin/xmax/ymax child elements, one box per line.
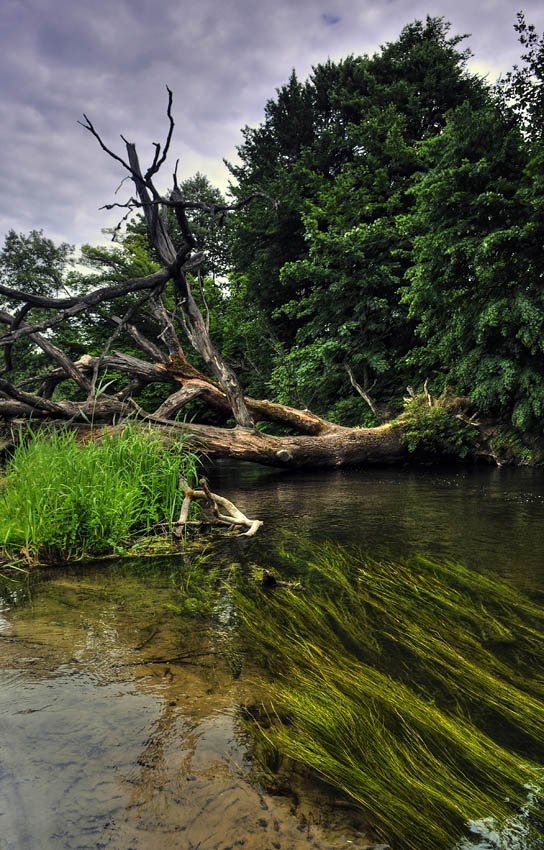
<box><xmin>233</xmin><ymin>540</ymin><xmax>544</xmax><ymax>850</ymax></box>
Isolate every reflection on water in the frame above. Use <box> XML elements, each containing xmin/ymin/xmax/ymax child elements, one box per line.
<box><xmin>0</xmin><ymin>562</ymin><xmax>369</xmax><ymax>850</ymax></box>
<box><xmin>208</xmin><ymin>463</ymin><xmax>544</xmax><ymax>592</ymax></box>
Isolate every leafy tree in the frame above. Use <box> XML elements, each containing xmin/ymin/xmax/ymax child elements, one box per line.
<box><xmin>276</xmin><ymin>106</ymin><xmax>419</xmax><ymax>420</ymax></box>
<box><xmin>0</xmin><ymin>229</ymin><xmax>72</xmax><ymax>308</ymax></box>
<box><xmin>227</xmin><ymin>17</ymin><xmax>487</xmax><ymax>418</ymax></box>
<box><xmin>0</xmin><ymin>229</ymin><xmax>76</xmax><ymax>383</ymax></box>
<box><xmin>227</xmin><ymin>70</ymin><xmax>317</xmax><ymax>339</ymax></box>
<box><xmin>500</xmin><ymin>12</ymin><xmax>544</xmax><ymax>142</ymax></box>
<box><xmin>402</xmin><ymin>99</ymin><xmax>544</xmax><ymax>429</ymax></box>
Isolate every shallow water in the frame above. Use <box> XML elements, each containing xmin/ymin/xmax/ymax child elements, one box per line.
<box><xmin>0</xmin><ymin>560</ymin><xmax>371</xmax><ymax>850</ymax></box>
<box><xmin>1</xmin><ymin>463</ymin><xmax>544</xmax><ymax>849</ymax></box>
<box><xmin>208</xmin><ymin>463</ymin><xmax>544</xmax><ymax>592</ymax></box>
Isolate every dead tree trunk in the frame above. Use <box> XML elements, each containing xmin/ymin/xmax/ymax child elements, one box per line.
<box><xmin>0</xmin><ymin>90</ymin><xmax>411</xmax><ymax>469</ymax></box>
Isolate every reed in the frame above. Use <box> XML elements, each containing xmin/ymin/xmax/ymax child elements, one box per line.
<box><xmin>0</xmin><ymin>426</ymin><xmax>199</xmax><ymax>565</ymax></box>
<box><xmin>234</xmin><ymin>540</ymin><xmax>544</xmax><ymax>850</ymax></box>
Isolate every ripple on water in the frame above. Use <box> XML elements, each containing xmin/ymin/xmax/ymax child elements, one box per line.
<box><xmin>0</xmin><ymin>565</ymin><xmax>372</xmax><ymax>850</ymax></box>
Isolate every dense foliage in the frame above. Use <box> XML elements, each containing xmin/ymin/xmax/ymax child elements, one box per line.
<box><xmin>224</xmin><ymin>13</ymin><xmax>544</xmax><ymax>430</ymax></box>
<box><xmin>1</xmin><ymin>13</ymin><xmax>543</xmax><ymax>436</ymax></box>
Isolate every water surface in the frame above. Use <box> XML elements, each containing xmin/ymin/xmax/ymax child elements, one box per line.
<box><xmin>209</xmin><ymin>463</ymin><xmax>544</xmax><ymax>592</ymax></box>
<box><xmin>0</xmin><ymin>559</ymin><xmax>369</xmax><ymax>850</ymax></box>
<box><xmin>1</xmin><ymin>463</ymin><xmax>544</xmax><ymax>849</ymax></box>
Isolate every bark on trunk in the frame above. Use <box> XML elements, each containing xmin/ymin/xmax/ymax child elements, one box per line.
<box><xmin>176</xmin><ymin>421</ymin><xmax>408</xmax><ymax>468</ymax></box>
<box><xmin>0</xmin><ymin>419</ymin><xmax>408</xmax><ymax>469</ymax></box>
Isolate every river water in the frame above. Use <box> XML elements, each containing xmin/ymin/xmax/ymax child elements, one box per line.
<box><xmin>1</xmin><ymin>463</ymin><xmax>543</xmax><ymax>850</ymax></box>
<box><xmin>211</xmin><ymin>463</ymin><xmax>544</xmax><ymax>591</ymax></box>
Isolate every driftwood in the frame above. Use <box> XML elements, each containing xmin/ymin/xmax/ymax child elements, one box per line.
<box><xmin>174</xmin><ymin>477</ymin><xmax>263</xmax><ymax>537</ymax></box>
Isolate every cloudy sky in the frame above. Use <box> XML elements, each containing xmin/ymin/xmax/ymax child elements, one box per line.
<box><xmin>1</xmin><ymin>0</ymin><xmax>543</xmax><ymax>249</ymax></box>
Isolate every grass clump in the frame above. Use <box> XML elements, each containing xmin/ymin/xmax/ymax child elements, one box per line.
<box><xmin>0</xmin><ymin>426</ymin><xmax>199</xmax><ymax>566</ymax></box>
<box><xmin>399</xmin><ymin>393</ymin><xmax>478</xmax><ymax>458</ymax></box>
<box><xmin>234</xmin><ymin>540</ymin><xmax>544</xmax><ymax>850</ymax></box>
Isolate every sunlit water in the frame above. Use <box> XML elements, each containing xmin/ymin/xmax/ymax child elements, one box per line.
<box><xmin>1</xmin><ymin>463</ymin><xmax>543</xmax><ymax>849</ymax></box>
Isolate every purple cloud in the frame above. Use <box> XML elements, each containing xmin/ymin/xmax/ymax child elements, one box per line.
<box><xmin>0</xmin><ymin>0</ymin><xmax>543</xmax><ymax>248</ymax></box>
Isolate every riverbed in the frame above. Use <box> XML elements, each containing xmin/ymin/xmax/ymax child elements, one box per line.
<box><xmin>1</xmin><ymin>463</ymin><xmax>543</xmax><ymax>849</ymax></box>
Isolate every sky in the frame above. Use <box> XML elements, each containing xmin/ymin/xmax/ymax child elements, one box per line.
<box><xmin>1</xmin><ymin>0</ymin><xmax>543</xmax><ymax>250</ymax></box>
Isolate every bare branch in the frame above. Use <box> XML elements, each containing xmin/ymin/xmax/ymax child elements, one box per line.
<box><xmin>78</xmin><ymin>114</ymin><xmax>136</xmax><ymax>177</ymax></box>
<box><xmin>109</xmin><ymin>207</ymin><xmax>137</xmax><ymax>240</ymax></box>
<box><xmin>197</xmin><ymin>269</ymin><xmax>210</xmax><ymax>333</ymax></box>
<box><xmin>154</xmin><ymin>384</ymin><xmax>205</xmax><ymax>419</ymax></box>
<box><xmin>114</xmin><ymin>176</ymin><xmax>132</xmax><ymax>195</ymax></box>
<box><xmin>0</xmin><ymin>268</ymin><xmax>170</xmax><ymax>345</ymax></box>
<box><xmin>0</xmin><ymin>377</ymin><xmax>78</xmax><ymax>418</ymax></box>
<box><xmin>148</xmin><ymin>296</ymin><xmax>185</xmax><ymax>359</ymax></box>
<box><xmin>0</xmin><ymin>309</ymin><xmax>92</xmax><ymax>394</ymax></box>
<box><xmin>1</xmin><ymin>304</ymin><xmax>32</xmax><ymax>375</ymax></box>
<box><xmin>104</xmin><ymin>313</ymin><xmax>166</xmax><ymax>361</ymax></box>
<box><xmin>423</xmin><ymin>377</ymin><xmax>434</xmax><ymax>408</ymax></box>
<box><xmin>344</xmin><ymin>362</ymin><xmax>381</xmax><ymax>421</ymax></box>
<box><xmin>177</xmin><ymin>477</ymin><xmax>263</xmax><ymax>536</ymax></box>
<box><xmin>86</xmin><ymin>289</ymin><xmax>155</xmax><ymax>402</ymax></box>
<box><xmin>173</xmin><ymin>158</ymin><xmax>180</xmax><ymax>190</ymax></box>
<box><xmin>97</xmin><ymin>192</ymin><xmax>278</xmax><ymax>217</ymax></box>
<box><xmin>144</xmin><ymin>86</ymin><xmax>175</xmax><ymax>181</ymax></box>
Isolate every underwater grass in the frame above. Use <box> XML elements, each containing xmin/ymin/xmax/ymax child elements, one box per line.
<box><xmin>234</xmin><ymin>540</ymin><xmax>544</xmax><ymax>850</ymax></box>
<box><xmin>0</xmin><ymin>426</ymin><xmax>200</xmax><ymax>565</ymax></box>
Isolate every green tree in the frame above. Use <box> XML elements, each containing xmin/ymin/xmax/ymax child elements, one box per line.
<box><xmin>500</xmin><ymin>12</ymin><xmax>544</xmax><ymax>142</ymax></box>
<box><xmin>402</xmin><ymin>99</ymin><xmax>544</xmax><ymax>429</ymax></box>
<box><xmin>0</xmin><ymin>229</ymin><xmax>76</xmax><ymax>383</ymax></box>
<box><xmin>401</xmin><ymin>15</ymin><xmax>544</xmax><ymax>432</ymax></box>
<box><xmin>227</xmin><ymin>17</ymin><xmax>487</xmax><ymax>419</ymax></box>
<box><xmin>0</xmin><ymin>229</ymin><xmax>72</xmax><ymax>308</ymax></box>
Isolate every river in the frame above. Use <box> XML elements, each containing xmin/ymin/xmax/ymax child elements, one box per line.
<box><xmin>0</xmin><ymin>463</ymin><xmax>543</xmax><ymax>850</ymax></box>
<box><xmin>211</xmin><ymin>463</ymin><xmax>544</xmax><ymax>590</ymax></box>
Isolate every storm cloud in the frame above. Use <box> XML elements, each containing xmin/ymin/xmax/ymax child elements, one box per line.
<box><xmin>1</xmin><ymin>0</ymin><xmax>543</xmax><ymax>247</ymax></box>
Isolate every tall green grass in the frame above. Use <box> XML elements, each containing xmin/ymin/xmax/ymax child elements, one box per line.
<box><xmin>234</xmin><ymin>540</ymin><xmax>544</xmax><ymax>850</ymax></box>
<box><xmin>0</xmin><ymin>426</ymin><xmax>199</xmax><ymax>565</ymax></box>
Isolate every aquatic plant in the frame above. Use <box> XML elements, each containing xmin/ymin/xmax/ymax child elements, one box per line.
<box><xmin>0</xmin><ymin>426</ymin><xmax>200</xmax><ymax>565</ymax></box>
<box><xmin>163</xmin><ymin>550</ymin><xmax>224</xmax><ymax>617</ymax></box>
<box><xmin>234</xmin><ymin>540</ymin><xmax>544</xmax><ymax>850</ymax></box>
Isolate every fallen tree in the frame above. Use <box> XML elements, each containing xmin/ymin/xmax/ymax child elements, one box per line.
<box><xmin>0</xmin><ymin>91</ymin><xmax>453</xmax><ymax>469</ymax></box>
